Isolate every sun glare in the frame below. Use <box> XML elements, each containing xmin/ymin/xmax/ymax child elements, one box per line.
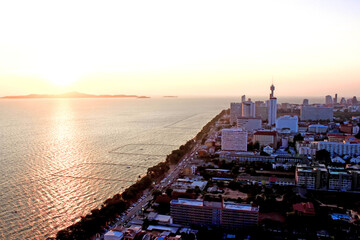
<box><xmin>42</xmin><ymin>70</ymin><xmax>81</xmax><ymax>87</ymax></box>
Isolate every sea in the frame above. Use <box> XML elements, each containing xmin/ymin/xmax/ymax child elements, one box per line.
<box><xmin>0</xmin><ymin>96</ymin><xmax>323</xmax><ymax>239</ymax></box>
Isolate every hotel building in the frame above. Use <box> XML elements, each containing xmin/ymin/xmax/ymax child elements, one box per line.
<box><xmin>170</xmin><ymin>198</ymin><xmax>259</xmax><ymax>229</ymax></box>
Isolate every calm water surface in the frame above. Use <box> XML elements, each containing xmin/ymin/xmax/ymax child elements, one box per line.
<box><xmin>0</xmin><ymin>97</ymin><xmax>234</xmax><ymax>239</ymax></box>
<box><xmin>0</xmin><ymin>96</ymin><xmax>322</xmax><ymax>239</ymax></box>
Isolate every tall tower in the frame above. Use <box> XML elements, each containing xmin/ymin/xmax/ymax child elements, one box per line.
<box><xmin>268</xmin><ymin>84</ymin><xmax>277</xmax><ymax>127</ymax></box>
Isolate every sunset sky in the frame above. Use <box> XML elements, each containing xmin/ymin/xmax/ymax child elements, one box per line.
<box><xmin>0</xmin><ymin>0</ymin><xmax>359</xmax><ymax>97</ymax></box>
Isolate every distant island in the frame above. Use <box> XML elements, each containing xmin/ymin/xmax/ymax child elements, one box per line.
<box><xmin>163</xmin><ymin>96</ymin><xmax>178</xmax><ymax>98</ymax></box>
<box><xmin>1</xmin><ymin>92</ymin><xmax>150</xmax><ymax>99</ymax></box>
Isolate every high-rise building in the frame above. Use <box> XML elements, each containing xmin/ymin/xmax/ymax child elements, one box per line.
<box><xmin>241</xmin><ymin>95</ymin><xmax>246</xmax><ymax>102</ymax></box>
<box><xmin>221</xmin><ymin>129</ymin><xmax>248</xmax><ymax>151</ymax></box>
<box><xmin>303</xmin><ymin>99</ymin><xmax>309</xmax><ymax>105</ymax></box>
<box><xmin>300</xmin><ymin>106</ymin><xmax>333</xmax><ymax>121</ymax></box>
<box><xmin>255</xmin><ymin>101</ymin><xmax>268</xmax><ymax>121</ymax></box>
<box><xmin>170</xmin><ymin>198</ymin><xmax>259</xmax><ymax>229</ymax></box>
<box><xmin>325</xmin><ymin>95</ymin><xmax>333</xmax><ymax>105</ymax></box>
<box><xmin>268</xmin><ymin>84</ymin><xmax>277</xmax><ymax>127</ymax></box>
<box><xmin>230</xmin><ymin>103</ymin><xmax>242</xmax><ymax>125</ymax></box>
<box><xmin>237</xmin><ymin>117</ymin><xmax>262</xmax><ymax>132</ymax></box>
<box><xmin>242</xmin><ymin>99</ymin><xmax>255</xmax><ymax>118</ymax></box>
<box><xmin>340</xmin><ymin>97</ymin><xmax>347</xmax><ymax>105</ymax></box>
<box><xmin>334</xmin><ymin>94</ymin><xmax>338</xmax><ymax>104</ymax></box>
<box><xmin>352</xmin><ymin>96</ymin><xmax>358</xmax><ymax>105</ymax></box>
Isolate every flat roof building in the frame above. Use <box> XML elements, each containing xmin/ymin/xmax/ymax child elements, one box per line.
<box><xmin>221</xmin><ymin>129</ymin><xmax>247</xmax><ymax>152</ymax></box>
<box><xmin>276</xmin><ymin>115</ymin><xmax>298</xmax><ymax>133</ymax></box>
<box><xmin>230</xmin><ymin>103</ymin><xmax>242</xmax><ymax>125</ymax></box>
<box><xmin>300</xmin><ymin>106</ymin><xmax>333</xmax><ymax>121</ymax></box>
<box><xmin>170</xmin><ymin>198</ymin><xmax>259</xmax><ymax>229</ymax></box>
<box><xmin>318</xmin><ymin>141</ymin><xmax>360</xmax><ymax>156</ymax></box>
<box><xmin>253</xmin><ymin>130</ymin><xmax>278</xmax><ymax>148</ymax></box>
<box><xmin>237</xmin><ymin>117</ymin><xmax>262</xmax><ymax>132</ymax></box>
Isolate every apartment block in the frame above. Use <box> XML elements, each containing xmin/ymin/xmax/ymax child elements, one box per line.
<box><xmin>300</xmin><ymin>106</ymin><xmax>333</xmax><ymax>121</ymax></box>
<box><xmin>170</xmin><ymin>198</ymin><xmax>259</xmax><ymax>229</ymax></box>
<box><xmin>221</xmin><ymin>129</ymin><xmax>248</xmax><ymax>151</ymax></box>
<box><xmin>237</xmin><ymin>117</ymin><xmax>262</xmax><ymax>132</ymax></box>
<box><xmin>295</xmin><ymin>164</ymin><xmax>328</xmax><ymax>190</ymax></box>
<box><xmin>318</xmin><ymin>141</ymin><xmax>360</xmax><ymax>155</ymax></box>
<box><xmin>230</xmin><ymin>103</ymin><xmax>242</xmax><ymax>125</ymax></box>
<box><xmin>328</xmin><ymin>170</ymin><xmax>352</xmax><ymax>191</ymax></box>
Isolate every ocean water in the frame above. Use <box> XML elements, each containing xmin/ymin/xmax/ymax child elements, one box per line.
<box><xmin>0</xmin><ymin>97</ymin><xmax>234</xmax><ymax>239</ymax></box>
<box><xmin>0</xmin><ymin>96</ymin><xmax>323</xmax><ymax>239</ymax></box>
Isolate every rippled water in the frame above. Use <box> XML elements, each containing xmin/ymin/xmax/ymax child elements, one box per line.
<box><xmin>0</xmin><ymin>97</ymin><xmax>234</xmax><ymax>239</ymax></box>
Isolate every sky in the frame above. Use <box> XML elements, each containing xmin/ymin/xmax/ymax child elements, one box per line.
<box><xmin>0</xmin><ymin>0</ymin><xmax>360</xmax><ymax>97</ymax></box>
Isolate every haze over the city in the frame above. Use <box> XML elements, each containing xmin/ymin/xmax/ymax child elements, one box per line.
<box><xmin>0</xmin><ymin>0</ymin><xmax>359</xmax><ymax>97</ymax></box>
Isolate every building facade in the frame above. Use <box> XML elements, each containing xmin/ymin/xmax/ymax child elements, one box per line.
<box><xmin>221</xmin><ymin>129</ymin><xmax>248</xmax><ymax>151</ymax></box>
<box><xmin>242</xmin><ymin>100</ymin><xmax>255</xmax><ymax>118</ymax></box>
<box><xmin>300</xmin><ymin>106</ymin><xmax>333</xmax><ymax>121</ymax></box>
<box><xmin>237</xmin><ymin>117</ymin><xmax>262</xmax><ymax>132</ymax></box>
<box><xmin>170</xmin><ymin>199</ymin><xmax>259</xmax><ymax>229</ymax></box>
<box><xmin>268</xmin><ymin>84</ymin><xmax>277</xmax><ymax>127</ymax></box>
<box><xmin>253</xmin><ymin>130</ymin><xmax>277</xmax><ymax>148</ymax></box>
<box><xmin>230</xmin><ymin>103</ymin><xmax>242</xmax><ymax>125</ymax></box>
<box><xmin>318</xmin><ymin>141</ymin><xmax>360</xmax><ymax>155</ymax></box>
<box><xmin>328</xmin><ymin>171</ymin><xmax>352</xmax><ymax>191</ymax></box>
<box><xmin>276</xmin><ymin>115</ymin><xmax>298</xmax><ymax>132</ymax></box>
<box><xmin>325</xmin><ymin>95</ymin><xmax>333</xmax><ymax>105</ymax></box>
<box><xmin>295</xmin><ymin>164</ymin><xmax>328</xmax><ymax>190</ymax></box>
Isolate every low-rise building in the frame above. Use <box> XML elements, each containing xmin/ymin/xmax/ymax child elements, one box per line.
<box><xmin>253</xmin><ymin>130</ymin><xmax>278</xmax><ymax>148</ymax></box>
<box><xmin>292</xmin><ymin>202</ymin><xmax>315</xmax><ymax>216</ymax></box>
<box><xmin>308</xmin><ymin>124</ymin><xmax>328</xmax><ymax>133</ymax></box>
<box><xmin>104</xmin><ymin>230</ymin><xmax>124</xmax><ymax>240</ymax></box>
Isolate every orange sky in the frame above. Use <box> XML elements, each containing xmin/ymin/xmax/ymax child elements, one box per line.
<box><xmin>0</xmin><ymin>0</ymin><xmax>359</xmax><ymax>97</ymax></box>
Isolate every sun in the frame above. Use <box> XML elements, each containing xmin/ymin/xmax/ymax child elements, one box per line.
<box><xmin>42</xmin><ymin>69</ymin><xmax>81</xmax><ymax>87</ymax></box>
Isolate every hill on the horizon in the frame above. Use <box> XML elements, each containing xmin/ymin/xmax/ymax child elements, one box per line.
<box><xmin>1</xmin><ymin>91</ymin><xmax>150</xmax><ymax>99</ymax></box>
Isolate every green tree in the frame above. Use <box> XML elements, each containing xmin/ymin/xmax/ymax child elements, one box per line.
<box><xmin>165</xmin><ymin>188</ymin><xmax>173</xmax><ymax>197</ymax></box>
<box><xmin>316</xmin><ymin>149</ymin><xmax>331</xmax><ymax>164</ymax></box>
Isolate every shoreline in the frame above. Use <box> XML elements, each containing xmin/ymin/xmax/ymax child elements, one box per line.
<box><xmin>51</xmin><ymin>109</ymin><xmax>227</xmax><ymax>239</ymax></box>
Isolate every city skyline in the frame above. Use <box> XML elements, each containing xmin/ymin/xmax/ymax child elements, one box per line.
<box><xmin>1</xmin><ymin>0</ymin><xmax>360</xmax><ymax>97</ymax></box>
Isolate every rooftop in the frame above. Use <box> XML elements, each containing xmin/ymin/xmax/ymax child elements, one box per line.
<box><xmin>223</xmin><ymin>202</ymin><xmax>258</xmax><ymax>212</ymax></box>
<box><xmin>254</xmin><ymin>131</ymin><xmax>277</xmax><ymax>136</ymax></box>
<box><xmin>171</xmin><ymin>199</ymin><xmax>203</xmax><ymax>207</ymax></box>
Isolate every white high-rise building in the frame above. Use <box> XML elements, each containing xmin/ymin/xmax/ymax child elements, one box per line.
<box><xmin>242</xmin><ymin>99</ymin><xmax>255</xmax><ymax>118</ymax></box>
<box><xmin>276</xmin><ymin>115</ymin><xmax>298</xmax><ymax>132</ymax></box>
<box><xmin>268</xmin><ymin>84</ymin><xmax>277</xmax><ymax>127</ymax></box>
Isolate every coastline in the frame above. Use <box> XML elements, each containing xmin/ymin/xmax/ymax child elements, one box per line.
<box><xmin>52</xmin><ymin>109</ymin><xmax>227</xmax><ymax>239</ymax></box>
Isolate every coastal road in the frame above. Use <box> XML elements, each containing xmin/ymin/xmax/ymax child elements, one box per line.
<box><xmin>97</xmin><ymin>119</ymin><xmax>221</xmax><ymax>239</ymax></box>
<box><xmin>99</xmin><ymin>142</ymin><xmax>201</xmax><ymax>239</ymax></box>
